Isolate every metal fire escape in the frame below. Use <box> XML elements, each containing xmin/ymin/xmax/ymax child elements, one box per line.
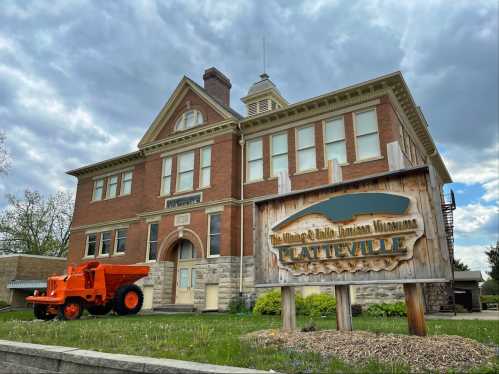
<box><xmin>441</xmin><ymin>190</ymin><xmax>456</xmax><ymax>313</ymax></box>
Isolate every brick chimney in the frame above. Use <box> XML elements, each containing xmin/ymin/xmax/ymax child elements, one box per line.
<box><xmin>203</xmin><ymin>67</ymin><xmax>231</xmax><ymax>107</ymax></box>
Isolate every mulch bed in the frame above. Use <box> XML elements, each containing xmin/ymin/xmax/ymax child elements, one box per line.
<box><xmin>242</xmin><ymin>329</ymin><xmax>497</xmax><ymax>372</ymax></box>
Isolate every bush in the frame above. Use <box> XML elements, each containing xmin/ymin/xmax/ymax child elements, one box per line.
<box><xmin>253</xmin><ymin>290</ymin><xmax>281</xmax><ymax>315</ymax></box>
<box><xmin>228</xmin><ymin>296</ymin><xmax>251</xmax><ymax>314</ymax></box>
<box><xmin>366</xmin><ymin>302</ymin><xmax>406</xmax><ymax>317</ymax></box>
<box><xmin>480</xmin><ymin>295</ymin><xmax>499</xmax><ymax>304</ymax></box>
<box><xmin>253</xmin><ymin>291</ymin><xmax>337</xmax><ymax>317</ymax></box>
<box><xmin>302</xmin><ymin>293</ymin><xmax>336</xmax><ymax>317</ymax></box>
<box><xmin>0</xmin><ymin>300</ymin><xmax>8</xmax><ymax>309</ymax></box>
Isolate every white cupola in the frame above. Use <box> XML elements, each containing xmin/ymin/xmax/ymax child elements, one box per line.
<box><xmin>241</xmin><ymin>73</ymin><xmax>288</xmax><ymax>116</ymax></box>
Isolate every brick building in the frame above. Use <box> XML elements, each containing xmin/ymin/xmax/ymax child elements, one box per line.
<box><xmin>67</xmin><ymin>68</ymin><xmax>452</xmax><ymax>311</ymax></box>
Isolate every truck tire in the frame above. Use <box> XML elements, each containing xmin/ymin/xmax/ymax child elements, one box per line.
<box><xmin>87</xmin><ymin>302</ymin><xmax>113</xmax><ymax>316</ymax></box>
<box><xmin>114</xmin><ymin>284</ymin><xmax>143</xmax><ymax>316</ymax></box>
<box><xmin>33</xmin><ymin>304</ymin><xmax>55</xmax><ymax>321</ymax></box>
<box><xmin>58</xmin><ymin>299</ymin><xmax>83</xmax><ymax>320</ymax></box>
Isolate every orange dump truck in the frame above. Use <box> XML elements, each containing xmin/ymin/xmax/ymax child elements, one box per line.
<box><xmin>26</xmin><ymin>261</ymin><xmax>149</xmax><ymax>320</ymax></box>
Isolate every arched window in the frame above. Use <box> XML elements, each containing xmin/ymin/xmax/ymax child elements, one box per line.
<box><xmin>175</xmin><ymin>110</ymin><xmax>204</xmax><ymax>131</ymax></box>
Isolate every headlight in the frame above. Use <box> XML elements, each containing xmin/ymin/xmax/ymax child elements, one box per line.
<box><xmin>50</xmin><ymin>290</ymin><xmax>55</xmax><ymax>296</ymax></box>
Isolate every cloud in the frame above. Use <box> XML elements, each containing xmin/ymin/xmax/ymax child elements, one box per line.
<box><xmin>454</xmin><ymin>244</ymin><xmax>491</xmax><ymax>275</ymax></box>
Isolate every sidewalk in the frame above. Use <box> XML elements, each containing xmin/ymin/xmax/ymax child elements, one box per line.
<box><xmin>426</xmin><ymin>310</ymin><xmax>499</xmax><ymax>320</ymax></box>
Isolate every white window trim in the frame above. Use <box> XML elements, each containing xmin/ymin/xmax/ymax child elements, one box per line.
<box><xmin>175</xmin><ymin>110</ymin><xmax>204</xmax><ymax>132</ymax></box>
<box><xmin>176</xmin><ymin>151</ymin><xmax>195</xmax><ymax>193</ymax></box>
<box><xmin>270</xmin><ymin>132</ymin><xmax>288</xmax><ymax>177</ymax></box>
<box><xmin>120</xmin><ymin>171</ymin><xmax>133</xmax><ymax>196</ymax></box>
<box><xmin>160</xmin><ymin>156</ymin><xmax>173</xmax><ymax>196</ymax></box>
<box><xmin>106</xmin><ymin>175</ymin><xmax>118</xmax><ymax>199</ymax></box>
<box><xmin>98</xmin><ymin>231</ymin><xmax>112</xmax><ymax>257</ymax></box>
<box><xmin>84</xmin><ymin>233</ymin><xmax>97</xmax><ymax>258</ymax></box>
<box><xmin>207</xmin><ymin>213</ymin><xmax>221</xmax><ymax>258</ymax></box>
<box><xmin>295</xmin><ymin>125</ymin><xmax>317</xmax><ymax>173</ymax></box>
<box><xmin>322</xmin><ymin>116</ymin><xmax>348</xmax><ymax>167</ymax></box>
<box><xmin>92</xmin><ymin>179</ymin><xmax>104</xmax><ymax>202</ymax></box>
<box><xmin>145</xmin><ymin>222</ymin><xmax>159</xmax><ymax>263</ymax></box>
<box><xmin>246</xmin><ymin>138</ymin><xmax>264</xmax><ymax>183</ymax></box>
<box><xmin>199</xmin><ymin>146</ymin><xmax>212</xmax><ymax>189</ymax></box>
<box><xmin>114</xmin><ymin>228</ymin><xmax>127</xmax><ymax>256</ymax></box>
<box><xmin>353</xmin><ymin>107</ymin><xmax>382</xmax><ymax>162</ymax></box>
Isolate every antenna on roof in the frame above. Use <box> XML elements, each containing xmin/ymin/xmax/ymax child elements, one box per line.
<box><xmin>261</xmin><ymin>37</ymin><xmax>268</xmax><ymax>79</ymax></box>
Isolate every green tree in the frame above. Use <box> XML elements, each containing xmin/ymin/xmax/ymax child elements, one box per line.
<box><xmin>453</xmin><ymin>258</ymin><xmax>470</xmax><ymax>271</ymax></box>
<box><xmin>481</xmin><ymin>279</ymin><xmax>499</xmax><ymax>295</ymax></box>
<box><xmin>0</xmin><ymin>190</ymin><xmax>73</xmax><ymax>257</ymax></box>
<box><xmin>485</xmin><ymin>241</ymin><xmax>499</xmax><ymax>281</ymax></box>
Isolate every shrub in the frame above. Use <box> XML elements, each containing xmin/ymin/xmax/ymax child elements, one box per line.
<box><xmin>253</xmin><ymin>290</ymin><xmax>281</xmax><ymax>315</ymax></box>
<box><xmin>480</xmin><ymin>295</ymin><xmax>499</xmax><ymax>304</ymax></box>
<box><xmin>0</xmin><ymin>300</ymin><xmax>8</xmax><ymax>309</ymax></box>
<box><xmin>228</xmin><ymin>296</ymin><xmax>251</xmax><ymax>314</ymax></box>
<box><xmin>303</xmin><ymin>293</ymin><xmax>336</xmax><ymax>317</ymax></box>
<box><xmin>366</xmin><ymin>302</ymin><xmax>406</xmax><ymax>317</ymax></box>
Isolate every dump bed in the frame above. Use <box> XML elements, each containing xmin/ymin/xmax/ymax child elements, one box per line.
<box><xmin>100</xmin><ymin>264</ymin><xmax>149</xmax><ymax>293</ymax></box>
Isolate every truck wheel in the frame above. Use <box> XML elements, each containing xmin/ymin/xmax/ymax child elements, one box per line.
<box><xmin>33</xmin><ymin>304</ymin><xmax>55</xmax><ymax>321</ymax></box>
<box><xmin>114</xmin><ymin>284</ymin><xmax>143</xmax><ymax>316</ymax></box>
<box><xmin>87</xmin><ymin>302</ymin><xmax>113</xmax><ymax>316</ymax></box>
<box><xmin>58</xmin><ymin>299</ymin><xmax>83</xmax><ymax>320</ymax></box>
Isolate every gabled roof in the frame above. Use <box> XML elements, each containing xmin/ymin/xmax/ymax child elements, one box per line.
<box><xmin>138</xmin><ymin>76</ymin><xmax>241</xmax><ymax>148</ymax></box>
<box><xmin>454</xmin><ymin>271</ymin><xmax>483</xmax><ymax>282</ymax></box>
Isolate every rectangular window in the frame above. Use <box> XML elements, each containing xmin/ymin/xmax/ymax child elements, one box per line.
<box><xmin>161</xmin><ymin>157</ymin><xmax>172</xmax><ymax>195</ymax></box>
<box><xmin>93</xmin><ymin>179</ymin><xmax>104</xmax><ymax>201</ymax></box>
<box><xmin>177</xmin><ymin>151</ymin><xmax>194</xmax><ymax>192</ymax></box>
<box><xmin>199</xmin><ymin>146</ymin><xmax>211</xmax><ymax>188</ymax></box>
<box><xmin>324</xmin><ymin>117</ymin><xmax>347</xmax><ymax>165</ymax></box>
<box><xmin>247</xmin><ymin>138</ymin><xmax>263</xmax><ymax>181</ymax></box>
<box><xmin>271</xmin><ymin>133</ymin><xmax>288</xmax><ymax>176</ymax></box>
<box><xmin>106</xmin><ymin>175</ymin><xmax>118</xmax><ymax>199</ymax></box>
<box><xmin>115</xmin><ymin>228</ymin><xmax>127</xmax><ymax>254</ymax></box>
<box><xmin>147</xmin><ymin>223</ymin><xmax>158</xmax><ymax>261</ymax></box>
<box><xmin>296</xmin><ymin>125</ymin><xmax>316</xmax><ymax>172</ymax></box>
<box><xmin>355</xmin><ymin>109</ymin><xmax>380</xmax><ymax>160</ymax></box>
<box><xmin>99</xmin><ymin>231</ymin><xmax>112</xmax><ymax>256</ymax></box>
<box><xmin>121</xmin><ymin>171</ymin><xmax>133</xmax><ymax>195</ymax></box>
<box><xmin>208</xmin><ymin>214</ymin><xmax>221</xmax><ymax>257</ymax></box>
<box><xmin>85</xmin><ymin>233</ymin><xmax>97</xmax><ymax>257</ymax></box>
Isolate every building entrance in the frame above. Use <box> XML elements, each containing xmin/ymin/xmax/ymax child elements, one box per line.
<box><xmin>175</xmin><ymin>240</ymin><xmax>198</xmax><ymax>304</ymax></box>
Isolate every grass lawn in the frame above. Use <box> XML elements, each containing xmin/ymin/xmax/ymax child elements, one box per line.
<box><xmin>0</xmin><ymin>310</ymin><xmax>498</xmax><ymax>373</ymax></box>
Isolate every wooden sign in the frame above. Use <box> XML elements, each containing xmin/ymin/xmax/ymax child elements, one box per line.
<box><xmin>254</xmin><ymin>168</ymin><xmax>452</xmax><ymax>287</ymax></box>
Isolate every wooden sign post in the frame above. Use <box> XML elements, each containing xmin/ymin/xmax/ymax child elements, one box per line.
<box><xmin>282</xmin><ymin>286</ymin><xmax>296</xmax><ymax>331</ymax></box>
<box><xmin>254</xmin><ymin>167</ymin><xmax>452</xmax><ymax>337</ymax></box>
<box><xmin>335</xmin><ymin>285</ymin><xmax>353</xmax><ymax>331</ymax></box>
<box><xmin>404</xmin><ymin>283</ymin><xmax>427</xmax><ymax>336</ymax></box>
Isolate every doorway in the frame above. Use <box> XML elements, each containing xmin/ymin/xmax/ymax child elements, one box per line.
<box><xmin>175</xmin><ymin>240</ymin><xmax>198</xmax><ymax>304</ymax></box>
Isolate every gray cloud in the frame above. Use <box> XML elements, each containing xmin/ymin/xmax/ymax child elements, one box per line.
<box><xmin>0</xmin><ymin>0</ymin><xmax>497</xmax><ymax>212</ymax></box>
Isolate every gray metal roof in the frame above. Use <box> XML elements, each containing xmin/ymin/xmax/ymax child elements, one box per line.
<box><xmin>7</xmin><ymin>280</ymin><xmax>47</xmax><ymax>289</ymax></box>
<box><xmin>247</xmin><ymin>73</ymin><xmax>284</xmax><ymax>98</ymax></box>
<box><xmin>454</xmin><ymin>271</ymin><xmax>483</xmax><ymax>282</ymax></box>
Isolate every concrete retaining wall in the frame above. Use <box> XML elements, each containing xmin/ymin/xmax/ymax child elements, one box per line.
<box><xmin>0</xmin><ymin>339</ymin><xmax>268</xmax><ymax>374</ymax></box>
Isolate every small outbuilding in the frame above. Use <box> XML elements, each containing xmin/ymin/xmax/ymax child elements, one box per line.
<box><xmin>0</xmin><ymin>254</ymin><xmax>67</xmax><ymax>307</ymax></box>
<box><xmin>453</xmin><ymin>271</ymin><xmax>483</xmax><ymax>312</ymax></box>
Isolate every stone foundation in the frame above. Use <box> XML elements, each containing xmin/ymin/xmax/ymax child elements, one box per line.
<box><xmin>423</xmin><ymin>283</ymin><xmax>450</xmax><ymax>313</ymax></box>
<box><xmin>352</xmin><ymin>284</ymin><xmax>405</xmax><ymax>305</ymax></box>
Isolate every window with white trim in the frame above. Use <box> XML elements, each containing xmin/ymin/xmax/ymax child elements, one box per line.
<box><xmin>175</xmin><ymin>110</ymin><xmax>204</xmax><ymax>131</ymax></box>
<box><xmin>106</xmin><ymin>175</ymin><xmax>118</xmax><ymax>199</ymax></box>
<box><xmin>247</xmin><ymin>138</ymin><xmax>263</xmax><ymax>182</ymax></box>
<box><xmin>121</xmin><ymin>171</ymin><xmax>133</xmax><ymax>195</ymax></box>
<box><xmin>355</xmin><ymin>109</ymin><xmax>380</xmax><ymax>160</ymax></box>
<box><xmin>115</xmin><ymin>228</ymin><xmax>127</xmax><ymax>254</ymax></box>
<box><xmin>93</xmin><ymin>179</ymin><xmax>104</xmax><ymax>201</ymax></box>
<box><xmin>271</xmin><ymin>133</ymin><xmax>288</xmax><ymax>176</ymax></box>
<box><xmin>161</xmin><ymin>157</ymin><xmax>172</xmax><ymax>195</ymax></box>
<box><xmin>147</xmin><ymin>223</ymin><xmax>158</xmax><ymax>261</ymax></box>
<box><xmin>177</xmin><ymin>151</ymin><xmax>195</xmax><ymax>192</ymax></box>
<box><xmin>208</xmin><ymin>213</ymin><xmax>221</xmax><ymax>257</ymax></box>
<box><xmin>85</xmin><ymin>233</ymin><xmax>97</xmax><ymax>257</ymax></box>
<box><xmin>99</xmin><ymin>231</ymin><xmax>112</xmax><ymax>256</ymax></box>
<box><xmin>324</xmin><ymin>117</ymin><xmax>347</xmax><ymax>165</ymax></box>
<box><xmin>200</xmin><ymin>146</ymin><xmax>211</xmax><ymax>188</ymax></box>
<box><xmin>296</xmin><ymin>125</ymin><xmax>316</xmax><ymax>172</ymax></box>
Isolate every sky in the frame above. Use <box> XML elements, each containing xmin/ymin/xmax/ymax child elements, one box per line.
<box><xmin>0</xmin><ymin>0</ymin><xmax>497</xmax><ymax>274</ymax></box>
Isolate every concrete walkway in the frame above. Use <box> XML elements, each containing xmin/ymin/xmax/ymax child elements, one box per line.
<box><xmin>426</xmin><ymin>310</ymin><xmax>499</xmax><ymax>320</ymax></box>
